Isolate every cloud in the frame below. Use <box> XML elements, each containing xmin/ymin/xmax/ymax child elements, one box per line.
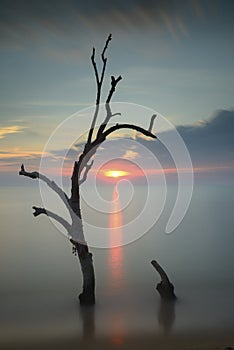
<box><xmin>2</xmin><ymin>109</ymin><xmax>234</xmax><ymax>182</ymax></box>
<box><xmin>0</xmin><ymin>125</ymin><xmax>26</xmax><ymax>139</ymax></box>
<box><xmin>44</xmin><ymin>109</ymin><xmax>234</xmax><ymax>172</ymax></box>
<box><xmin>138</xmin><ymin>109</ymin><xmax>234</xmax><ymax>167</ymax></box>
<box><xmin>0</xmin><ymin>150</ymin><xmax>53</xmax><ymax>172</ymax></box>
<box><xmin>176</xmin><ymin>109</ymin><xmax>234</xmax><ymax>163</ymax></box>
<box><xmin>0</xmin><ymin>0</ymin><xmax>215</xmax><ymax>53</ymax></box>
<box><xmin>122</xmin><ymin>149</ymin><xmax>139</xmax><ymax>160</ymax></box>
<box><xmin>0</xmin><ymin>150</ymin><xmax>47</xmax><ymax>160</ymax></box>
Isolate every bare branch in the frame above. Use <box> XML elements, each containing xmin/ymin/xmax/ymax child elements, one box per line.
<box><xmin>32</xmin><ymin>206</ymin><xmax>85</xmax><ymax>245</ymax></box>
<box><xmin>101</xmin><ymin>34</ymin><xmax>112</xmax><ymax>62</ymax></box>
<box><xmin>19</xmin><ymin>164</ymin><xmax>75</xmax><ymax>220</ymax></box>
<box><xmin>79</xmin><ymin>160</ymin><xmax>94</xmax><ymax>185</ymax></box>
<box><xmin>76</xmin><ymin>145</ymin><xmax>98</xmax><ymax>183</ymax></box>
<box><xmin>32</xmin><ymin>206</ymin><xmax>47</xmax><ymax>216</ymax></box>
<box><xmin>19</xmin><ymin>164</ymin><xmax>38</xmax><ymax>178</ymax></box>
<box><xmin>32</xmin><ymin>206</ymin><xmax>72</xmax><ymax>233</ymax></box>
<box><xmin>91</xmin><ymin>47</ymin><xmax>99</xmax><ymax>87</ymax></box>
<box><xmin>76</xmin><ymin>123</ymin><xmax>156</xmax><ymax>179</ymax></box>
<box><xmin>97</xmin><ymin>75</ymin><xmax>122</xmax><ymax>138</ymax></box>
<box><xmin>87</xmin><ymin>108</ymin><xmax>99</xmax><ymax>146</ymax></box>
<box><xmin>102</xmin><ymin>123</ymin><xmax>157</xmax><ymax>140</ymax></box>
<box><xmin>111</xmin><ymin>112</ymin><xmax>121</xmax><ymax>118</ymax></box>
<box><xmin>148</xmin><ymin>114</ymin><xmax>157</xmax><ymax>133</ymax></box>
<box><xmin>87</xmin><ymin>34</ymin><xmax>112</xmax><ymax>144</ymax></box>
<box><xmin>106</xmin><ymin>75</ymin><xmax>122</xmax><ymax>104</ymax></box>
<box><xmin>87</xmin><ymin>49</ymin><xmax>101</xmax><ymax>145</ymax></box>
<box><xmin>100</xmin><ymin>33</ymin><xmax>112</xmax><ymax>85</ymax></box>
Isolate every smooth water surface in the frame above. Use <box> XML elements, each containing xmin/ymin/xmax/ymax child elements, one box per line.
<box><xmin>0</xmin><ymin>183</ymin><xmax>234</xmax><ymax>346</ymax></box>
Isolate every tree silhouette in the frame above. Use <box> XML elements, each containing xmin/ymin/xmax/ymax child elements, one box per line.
<box><xmin>19</xmin><ymin>34</ymin><xmax>156</xmax><ymax>305</ymax></box>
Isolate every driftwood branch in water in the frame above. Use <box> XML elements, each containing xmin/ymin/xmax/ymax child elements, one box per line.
<box><xmin>151</xmin><ymin>260</ymin><xmax>176</xmax><ymax>301</ymax></box>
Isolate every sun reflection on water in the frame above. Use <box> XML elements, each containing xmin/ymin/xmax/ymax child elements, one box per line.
<box><xmin>108</xmin><ymin>185</ymin><xmax>124</xmax><ymax>293</ymax></box>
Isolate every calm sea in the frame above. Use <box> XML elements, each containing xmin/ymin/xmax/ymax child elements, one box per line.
<box><xmin>0</xmin><ymin>183</ymin><xmax>234</xmax><ymax>346</ymax></box>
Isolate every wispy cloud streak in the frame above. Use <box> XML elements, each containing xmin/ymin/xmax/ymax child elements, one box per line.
<box><xmin>0</xmin><ymin>126</ymin><xmax>26</xmax><ymax>139</ymax></box>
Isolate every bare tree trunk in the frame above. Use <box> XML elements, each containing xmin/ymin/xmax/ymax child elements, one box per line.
<box><xmin>70</xmin><ymin>190</ymin><xmax>95</xmax><ymax>305</ymax></box>
<box><xmin>76</xmin><ymin>242</ymin><xmax>95</xmax><ymax>305</ymax></box>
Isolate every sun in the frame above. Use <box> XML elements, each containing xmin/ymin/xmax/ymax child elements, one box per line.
<box><xmin>96</xmin><ymin>159</ymin><xmax>145</xmax><ymax>183</ymax></box>
<box><xmin>104</xmin><ymin>170</ymin><xmax>129</xmax><ymax>178</ymax></box>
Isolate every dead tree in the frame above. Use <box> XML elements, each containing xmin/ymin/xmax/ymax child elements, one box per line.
<box><xmin>151</xmin><ymin>260</ymin><xmax>176</xmax><ymax>301</ymax></box>
<box><xmin>19</xmin><ymin>34</ymin><xmax>157</xmax><ymax>305</ymax></box>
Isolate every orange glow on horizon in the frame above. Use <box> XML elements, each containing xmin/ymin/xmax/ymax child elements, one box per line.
<box><xmin>1</xmin><ymin>151</ymin><xmax>233</xmax><ymax>178</ymax></box>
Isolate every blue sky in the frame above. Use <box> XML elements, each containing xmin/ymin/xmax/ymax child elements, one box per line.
<box><xmin>0</xmin><ymin>0</ymin><xmax>233</xmax><ymax>179</ymax></box>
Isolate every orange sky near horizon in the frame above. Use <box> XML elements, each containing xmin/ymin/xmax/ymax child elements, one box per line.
<box><xmin>1</xmin><ymin>154</ymin><xmax>233</xmax><ymax>181</ymax></box>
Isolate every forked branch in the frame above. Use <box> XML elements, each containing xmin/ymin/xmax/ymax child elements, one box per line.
<box><xmin>76</xmin><ymin>122</ymin><xmax>156</xmax><ymax>181</ymax></box>
<box><xmin>106</xmin><ymin>75</ymin><xmax>122</xmax><ymax>104</ymax></box>
<box><xmin>87</xmin><ymin>34</ymin><xmax>112</xmax><ymax>144</ymax></box>
<box><xmin>97</xmin><ymin>75</ymin><xmax>122</xmax><ymax>137</ymax></box>
<box><xmin>79</xmin><ymin>160</ymin><xmax>94</xmax><ymax>185</ymax></box>
<box><xmin>77</xmin><ymin>35</ymin><xmax>158</xmax><ymax>188</ymax></box>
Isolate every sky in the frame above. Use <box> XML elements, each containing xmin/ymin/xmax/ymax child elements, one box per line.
<box><xmin>0</xmin><ymin>0</ymin><xmax>234</xmax><ymax>183</ymax></box>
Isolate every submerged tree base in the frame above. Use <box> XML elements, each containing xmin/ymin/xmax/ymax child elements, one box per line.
<box><xmin>79</xmin><ymin>292</ymin><xmax>95</xmax><ymax>306</ymax></box>
<box><xmin>73</xmin><ymin>241</ymin><xmax>96</xmax><ymax>306</ymax></box>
